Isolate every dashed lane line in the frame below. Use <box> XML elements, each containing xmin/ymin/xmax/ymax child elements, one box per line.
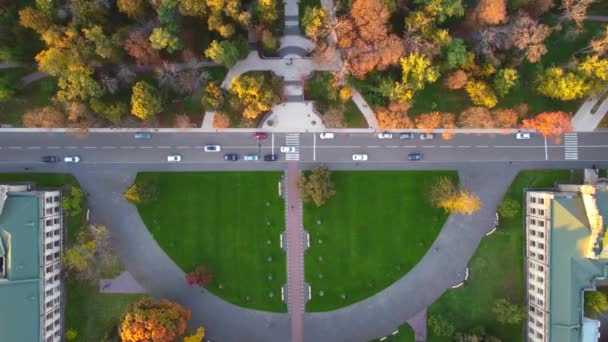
<box><xmin>102</xmin><ymin>146</ymin><xmax>116</xmax><ymax>149</ymax></box>
<box><xmin>120</xmin><ymin>146</ymin><xmax>136</xmax><ymax>149</ymax></box>
<box><xmin>8</xmin><ymin>146</ymin><xmax>21</xmax><ymax>149</ymax></box>
<box><xmin>83</xmin><ymin>146</ymin><xmax>96</xmax><ymax>149</ymax></box>
<box><xmin>157</xmin><ymin>146</ymin><xmax>171</xmax><ymax>149</ymax></box>
<box><xmin>439</xmin><ymin>146</ymin><xmax>453</xmax><ymax>148</ymax></box>
<box><xmin>458</xmin><ymin>146</ymin><xmax>471</xmax><ymax>148</ymax></box>
<box><xmin>476</xmin><ymin>145</ymin><xmax>489</xmax><ymax>148</ymax></box>
<box><xmin>65</xmin><ymin>146</ymin><xmax>77</xmax><ymax>149</ymax></box>
<box><xmin>139</xmin><ymin>146</ymin><xmax>153</xmax><ymax>149</ymax></box>
<box><xmin>26</xmin><ymin>147</ymin><xmax>41</xmax><ymax>149</ymax></box>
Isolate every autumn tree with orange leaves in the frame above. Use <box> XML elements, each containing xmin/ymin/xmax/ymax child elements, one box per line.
<box><xmin>521</xmin><ymin>111</ymin><xmax>572</xmax><ymax>141</ymax></box>
<box><xmin>120</xmin><ymin>297</ymin><xmax>190</xmax><ymax>342</ymax></box>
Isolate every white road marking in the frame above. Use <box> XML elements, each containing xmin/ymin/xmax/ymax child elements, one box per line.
<box><xmin>139</xmin><ymin>146</ymin><xmax>153</xmax><ymax>149</ymax></box>
<box><xmin>272</xmin><ymin>133</ymin><xmax>275</xmax><ymax>155</ymax></box>
<box><xmin>402</xmin><ymin>145</ymin><xmax>416</xmax><ymax>148</ymax></box>
<box><xmin>313</xmin><ymin>134</ymin><xmax>316</xmax><ymax>161</ymax></box>
<box><xmin>157</xmin><ymin>146</ymin><xmax>171</xmax><ymax>149</ymax></box>
<box><xmin>368</xmin><ymin>146</ymin><xmax>380</xmax><ymax>148</ymax></box>
<box><xmin>8</xmin><ymin>146</ymin><xmax>21</xmax><ymax>149</ymax></box>
<box><xmin>177</xmin><ymin>146</ymin><xmax>190</xmax><ymax>149</ymax></box>
<box><xmin>458</xmin><ymin>146</ymin><xmax>471</xmax><ymax>148</ymax></box>
<box><xmin>422</xmin><ymin>145</ymin><xmax>435</xmax><ymax>148</ymax></box>
<box><xmin>26</xmin><ymin>146</ymin><xmax>41</xmax><ymax>149</ymax></box>
<box><xmin>120</xmin><ymin>146</ymin><xmax>135</xmax><ymax>149</ymax></box>
<box><xmin>47</xmin><ymin>146</ymin><xmax>60</xmax><ymax>149</ymax></box>
<box><xmin>65</xmin><ymin>146</ymin><xmax>77</xmax><ymax>149</ymax></box>
<box><xmin>386</xmin><ymin>146</ymin><xmax>399</xmax><ymax>148</ymax></box>
<box><xmin>476</xmin><ymin>145</ymin><xmax>489</xmax><ymax>148</ymax></box>
<box><xmin>83</xmin><ymin>146</ymin><xmax>97</xmax><ymax>149</ymax></box>
<box><xmin>544</xmin><ymin>137</ymin><xmax>548</xmax><ymax>160</ymax></box>
<box><xmin>102</xmin><ymin>146</ymin><xmax>116</xmax><ymax>149</ymax></box>
<box><xmin>439</xmin><ymin>146</ymin><xmax>452</xmax><ymax>148</ymax></box>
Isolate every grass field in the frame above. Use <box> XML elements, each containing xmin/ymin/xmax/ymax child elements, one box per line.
<box><xmin>134</xmin><ymin>172</ymin><xmax>288</xmax><ymax>312</ymax></box>
<box><xmin>427</xmin><ymin>170</ymin><xmax>578</xmax><ymax>341</ymax></box>
<box><xmin>0</xmin><ymin>173</ymin><xmax>140</xmax><ymax>341</ymax></box>
<box><xmin>371</xmin><ymin>323</ymin><xmax>415</xmax><ymax>342</ymax></box>
<box><xmin>304</xmin><ymin>171</ymin><xmax>457</xmax><ymax>312</ymax></box>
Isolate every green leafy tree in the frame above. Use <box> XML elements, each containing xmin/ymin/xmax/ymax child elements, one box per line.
<box><xmin>498</xmin><ymin>198</ymin><xmax>519</xmax><ymax>218</ymax></box>
<box><xmin>157</xmin><ymin>0</ymin><xmax>180</xmax><ymax>32</ymax></box>
<box><xmin>301</xmin><ymin>7</ymin><xmax>329</xmax><ymax>39</ymax></box>
<box><xmin>260</xmin><ymin>30</ymin><xmax>279</xmax><ymax>54</ymax></box>
<box><xmin>443</xmin><ymin>38</ymin><xmax>467</xmax><ymax>69</ymax></box>
<box><xmin>493</xmin><ymin>298</ymin><xmax>527</xmax><ymax>325</ymax></box>
<box><xmin>297</xmin><ymin>166</ymin><xmax>336</xmax><ymax>207</ymax></box>
<box><xmin>428</xmin><ymin>315</ymin><xmax>455</xmax><ymax>337</ymax></box>
<box><xmin>202</xmin><ymin>82</ymin><xmax>226</xmax><ymax>110</ymax></box>
<box><xmin>465</xmin><ymin>80</ymin><xmax>498</xmax><ymax>108</ymax></box>
<box><xmin>61</xmin><ymin>186</ymin><xmax>84</xmax><ymax>217</ymax></box>
<box><xmin>90</xmin><ymin>98</ymin><xmax>128</xmax><ymax>124</ymax></box>
<box><xmin>585</xmin><ymin>291</ymin><xmax>608</xmax><ymax>318</ymax></box>
<box><xmin>178</xmin><ymin>0</ymin><xmax>207</xmax><ymax>17</ymax></box>
<box><xmin>229</xmin><ymin>73</ymin><xmax>280</xmax><ymax>119</ymax></box>
<box><xmin>0</xmin><ymin>73</ymin><xmax>19</xmax><ymax>102</ymax></box>
<box><xmin>131</xmin><ymin>81</ymin><xmax>162</xmax><ymax>120</ymax></box>
<box><xmin>70</xmin><ymin>0</ymin><xmax>107</xmax><ymax>27</ymax></box>
<box><xmin>536</xmin><ymin>67</ymin><xmax>591</xmax><ymax>101</ymax></box>
<box><xmin>415</xmin><ymin>0</ymin><xmax>464</xmax><ymax>22</ymax></box>
<box><xmin>64</xmin><ymin>225</ymin><xmax>120</xmax><ymax>282</ymax></box>
<box><xmin>204</xmin><ymin>39</ymin><xmax>248</xmax><ymax>68</ymax></box>
<box><xmin>493</xmin><ymin>68</ymin><xmax>519</xmax><ymax>97</ymax></box>
<box><xmin>18</xmin><ymin>7</ymin><xmax>51</xmax><ymax>35</ymax></box>
<box><xmin>117</xmin><ymin>0</ymin><xmax>147</xmax><ymax>19</ymax></box>
<box><xmin>255</xmin><ymin>0</ymin><xmax>280</xmax><ymax>25</ymax></box>
<box><xmin>65</xmin><ymin>329</ymin><xmax>78</xmax><ymax>341</ymax></box>
<box><xmin>149</xmin><ymin>27</ymin><xmax>183</xmax><ymax>53</ymax></box>
<box><xmin>36</xmin><ymin>0</ymin><xmax>55</xmax><ymax>16</ymax></box>
<box><xmin>82</xmin><ymin>26</ymin><xmax>123</xmax><ymax>62</ymax></box>
<box><xmin>57</xmin><ymin>69</ymin><xmax>104</xmax><ymax>102</ymax></box>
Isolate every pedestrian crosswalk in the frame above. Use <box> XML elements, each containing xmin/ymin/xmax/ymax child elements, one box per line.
<box><xmin>285</xmin><ymin>133</ymin><xmax>300</xmax><ymax>161</ymax></box>
<box><xmin>564</xmin><ymin>133</ymin><xmax>578</xmax><ymax>160</ymax></box>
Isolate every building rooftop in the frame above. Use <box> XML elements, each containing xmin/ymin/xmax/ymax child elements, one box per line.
<box><xmin>0</xmin><ymin>194</ymin><xmax>41</xmax><ymax>342</ymax></box>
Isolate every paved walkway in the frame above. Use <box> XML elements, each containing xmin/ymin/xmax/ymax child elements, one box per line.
<box><xmin>99</xmin><ymin>271</ymin><xmax>147</xmax><ymax>294</ymax></box>
<box><xmin>285</xmin><ymin>162</ymin><xmax>307</xmax><ymax>342</ymax></box>
<box><xmin>351</xmin><ymin>89</ymin><xmax>379</xmax><ymax>130</ymax></box>
<box><xmin>571</xmin><ymin>93</ymin><xmax>608</xmax><ymax>131</ymax></box>
<box><xmin>406</xmin><ymin>310</ymin><xmax>426</xmax><ymax>342</ymax></box>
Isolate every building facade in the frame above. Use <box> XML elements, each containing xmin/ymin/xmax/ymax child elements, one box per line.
<box><xmin>0</xmin><ymin>184</ymin><xmax>64</xmax><ymax>342</ymax></box>
<box><xmin>525</xmin><ymin>184</ymin><xmax>608</xmax><ymax>342</ymax></box>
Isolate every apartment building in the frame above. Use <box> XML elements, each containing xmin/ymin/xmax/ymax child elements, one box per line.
<box><xmin>0</xmin><ymin>184</ymin><xmax>64</xmax><ymax>342</ymax></box>
<box><xmin>525</xmin><ymin>183</ymin><xmax>608</xmax><ymax>342</ymax></box>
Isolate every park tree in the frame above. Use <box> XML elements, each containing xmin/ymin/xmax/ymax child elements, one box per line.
<box><xmin>469</xmin><ymin>0</ymin><xmax>507</xmax><ymax>26</ymax></box>
<box><xmin>414</xmin><ymin>111</ymin><xmax>451</xmax><ymax>130</ymax></box>
<box><xmin>498</xmin><ymin>198</ymin><xmax>519</xmax><ymax>218</ymax></box>
<box><xmin>493</xmin><ymin>298</ymin><xmax>527</xmax><ymax>324</ymax></box>
<box><xmin>491</xmin><ymin>108</ymin><xmax>519</xmax><ymax>128</ymax></box>
<box><xmin>536</xmin><ymin>67</ymin><xmax>591</xmax><ymax>101</ymax></box>
<box><xmin>589</xmin><ymin>25</ymin><xmax>608</xmax><ymax>56</ymax></box>
<box><xmin>124</xmin><ymin>31</ymin><xmax>163</xmax><ymax>65</ymax></box>
<box><xmin>260</xmin><ymin>30</ymin><xmax>279</xmax><ymax>54</ymax></box>
<box><xmin>512</xmin><ymin>13</ymin><xmax>552</xmax><ymax>63</ymax></box>
<box><xmin>70</xmin><ymin>0</ymin><xmax>108</xmax><ymax>27</ymax></box>
<box><xmin>429</xmin><ymin>177</ymin><xmax>480</xmax><ymax>215</ymax></box>
<box><xmin>585</xmin><ymin>291</ymin><xmax>608</xmax><ymax>317</ymax></box>
<box><xmin>444</xmin><ymin>69</ymin><xmax>468</xmax><ymax>89</ymax></box>
<box><xmin>131</xmin><ymin>81</ymin><xmax>162</xmax><ymax>120</ymax></box>
<box><xmin>61</xmin><ymin>186</ymin><xmax>84</xmax><ymax>217</ymax></box>
<box><xmin>23</xmin><ymin>106</ymin><xmax>65</xmax><ymax>128</ymax></box>
<box><xmin>428</xmin><ymin>315</ymin><xmax>455</xmax><ymax>337</ymax></box>
<box><xmin>521</xmin><ymin>111</ymin><xmax>573</xmax><ymax>140</ymax></box>
<box><xmin>229</xmin><ymin>73</ymin><xmax>279</xmax><ymax>119</ymax></box>
<box><xmin>577</xmin><ymin>55</ymin><xmax>608</xmax><ymax>81</ymax></box>
<box><xmin>525</xmin><ymin>0</ymin><xmax>555</xmax><ymax>17</ymax></box>
<box><xmin>65</xmin><ymin>329</ymin><xmax>78</xmax><ymax>341</ymax></box>
<box><xmin>120</xmin><ymin>297</ymin><xmax>190</xmax><ymax>342</ymax></box>
<box><xmin>0</xmin><ymin>73</ymin><xmax>18</xmax><ymax>102</ymax></box>
<box><xmin>382</xmin><ymin>53</ymin><xmax>439</xmax><ymax>102</ymax></box>
<box><xmin>57</xmin><ymin>69</ymin><xmax>104</xmax><ymax>102</ymax></box>
<box><xmin>204</xmin><ymin>39</ymin><xmax>248</xmax><ymax>68</ymax></box>
<box><xmin>82</xmin><ymin>26</ymin><xmax>123</xmax><ymax>62</ymax></box>
<box><xmin>124</xmin><ymin>179</ymin><xmax>160</xmax><ymax>204</ymax></box>
<box><xmin>459</xmin><ymin>107</ymin><xmax>495</xmax><ymax>128</ymax></box>
<box><xmin>415</xmin><ymin>0</ymin><xmax>464</xmax><ymax>23</ymax></box>
<box><xmin>443</xmin><ymin>38</ymin><xmax>468</xmax><ymax>70</ymax></box>
<box><xmin>63</xmin><ymin>225</ymin><xmax>121</xmax><ymax>282</ymax></box>
<box><xmin>255</xmin><ymin>0</ymin><xmax>281</xmax><ymax>26</ymax></box>
<box><xmin>301</xmin><ymin>7</ymin><xmax>329</xmax><ymax>40</ymax></box>
<box><xmin>202</xmin><ymin>82</ymin><xmax>226</xmax><ymax>110</ymax></box>
<box><xmin>117</xmin><ymin>0</ymin><xmax>148</xmax><ymax>19</ymax></box>
<box><xmin>175</xmin><ymin>114</ymin><xmax>191</xmax><ymax>128</ymax></box>
<box><xmin>185</xmin><ymin>266</ymin><xmax>212</xmax><ymax>287</ymax></box>
<box><xmin>493</xmin><ymin>68</ymin><xmax>519</xmax><ymax>97</ymax></box>
<box><xmin>183</xmin><ymin>327</ymin><xmax>206</xmax><ymax>342</ymax></box>
<box><xmin>297</xmin><ymin>166</ymin><xmax>336</xmax><ymax>207</ymax></box>
<box><xmin>150</xmin><ymin>27</ymin><xmax>183</xmax><ymax>53</ymax></box>
<box><xmin>178</xmin><ymin>0</ymin><xmax>207</xmax><ymax>17</ymax></box>
<box><xmin>35</xmin><ymin>48</ymin><xmax>72</xmax><ymax>77</ymax></box>
<box><xmin>465</xmin><ymin>80</ymin><xmax>498</xmax><ymax>108</ymax></box>
<box><xmin>90</xmin><ymin>98</ymin><xmax>128</xmax><ymax>124</ymax></box>
<box><xmin>18</xmin><ymin>7</ymin><xmax>51</xmax><ymax>35</ymax></box>
<box><xmin>376</xmin><ymin>108</ymin><xmax>414</xmax><ymax>129</ymax></box>
<box><xmin>213</xmin><ymin>111</ymin><xmax>231</xmax><ymax>128</ymax></box>
<box><xmin>561</xmin><ymin>0</ymin><xmax>597</xmax><ymax>28</ymax></box>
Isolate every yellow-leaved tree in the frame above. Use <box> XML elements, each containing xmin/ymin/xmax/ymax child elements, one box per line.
<box><xmin>429</xmin><ymin>177</ymin><xmax>480</xmax><ymax>215</ymax></box>
<box><xmin>183</xmin><ymin>327</ymin><xmax>205</xmax><ymax>342</ymax></box>
<box><xmin>229</xmin><ymin>73</ymin><xmax>279</xmax><ymax>119</ymax></box>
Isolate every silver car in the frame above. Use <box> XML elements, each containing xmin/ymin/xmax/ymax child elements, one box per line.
<box><xmin>167</xmin><ymin>155</ymin><xmax>182</xmax><ymax>162</ymax></box>
<box><xmin>244</xmin><ymin>154</ymin><xmax>260</xmax><ymax>161</ymax></box>
<box><xmin>420</xmin><ymin>133</ymin><xmax>434</xmax><ymax>140</ymax></box>
<box><xmin>204</xmin><ymin>145</ymin><xmax>221</xmax><ymax>152</ymax></box>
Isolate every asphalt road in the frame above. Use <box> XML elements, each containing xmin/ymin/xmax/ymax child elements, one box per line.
<box><xmin>0</xmin><ymin>131</ymin><xmax>605</xmax><ymax>166</ymax></box>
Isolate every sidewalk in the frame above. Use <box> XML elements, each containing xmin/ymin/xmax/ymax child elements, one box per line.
<box><xmin>351</xmin><ymin>89</ymin><xmax>379</xmax><ymax>130</ymax></box>
<box><xmin>571</xmin><ymin>94</ymin><xmax>608</xmax><ymax>132</ymax></box>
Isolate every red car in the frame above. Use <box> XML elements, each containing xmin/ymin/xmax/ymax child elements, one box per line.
<box><xmin>252</xmin><ymin>132</ymin><xmax>267</xmax><ymax>139</ymax></box>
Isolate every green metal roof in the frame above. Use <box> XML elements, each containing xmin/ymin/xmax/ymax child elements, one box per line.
<box><xmin>549</xmin><ymin>194</ymin><xmax>608</xmax><ymax>342</ymax></box>
<box><xmin>0</xmin><ymin>194</ymin><xmax>41</xmax><ymax>342</ymax></box>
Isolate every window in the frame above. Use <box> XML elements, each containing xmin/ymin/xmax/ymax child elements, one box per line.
<box><xmin>530</xmin><ymin>230</ymin><xmax>536</xmax><ymax>236</ymax></box>
<box><xmin>536</xmin><ymin>322</ymin><xmax>543</xmax><ymax>328</ymax></box>
<box><xmin>530</xmin><ymin>252</ymin><xmax>536</xmax><ymax>258</ymax></box>
<box><xmin>530</xmin><ymin>241</ymin><xmax>536</xmax><ymax>247</ymax></box>
<box><xmin>538</xmin><ymin>300</ymin><xmax>544</xmax><ymax>306</ymax></box>
<box><xmin>538</xmin><ymin>265</ymin><xmax>544</xmax><ymax>272</ymax></box>
<box><xmin>539</xmin><ymin>209</ymin><xmax>545</xmax><ymax>216</ymax></box>
<box><xmin>530</xmin><ymin>284</ymin><xmax>536</xmax><ymax>290</ymax></box>
<box><xmin>539</xmin><ymin>254</ymin><xmax>545</xmax><ymax>261</ymax></box>
<box><xmin>531</xmin><ymin>197</ymin><xmax>537</xmax><ymax>203</ymax></box>
<box><xmin>537</xmin><ymin>276</ymin><xmax>544</xmax><ymax>283</ymax></box>
<box><xmin>53</xmin><ymin>241</ymin><xmax>59</xmax><ymax>247</ymax></box>
<box><xmin>45</xmin><ymin>231</ymin><xmax>52</xmax><ymax>238</ymax></box>
<box><xmin>539</xmin><ymin>232</ymin><xmax>545</xmax><ymax>238</ymax></box>
<box><xmin>46</xmin><ymin>197</ymin><xmax>52</xmax><ymax>204</ymax></box>
<box><xmin>53</xmin><ymin>274</ymin><xmax>59</xmax><ymax>281</ymax></box>
<box><xmin>53</xmin><ymin>196</ymin><xmax>59</xmax><ymax>202</ymax></box>
<box><xmin>531</xmin><ymin>208</ymin><xmax>537</xmax><ymax>214</ymax></box>
<box><xmin>530</xmin><ymin>306</ymin><xmax>536</xmax><ymax>313</ymax></box>
<box><xmin>538</xmin><ymin>243</ymin><xmax>545</xmax><ymax>249</ymax></box>
<box><xmin>54</xmin><ymin>319</ymin><xmax>59</xmax><ymax>326</ymax></box>
<box><xmin>46</xmin><ymin>266</ymin><xmax>52</xmax><ymax>273</ymax></box>
<box><xmin>45</xmin><ymin>255</ymin><xmax>52</xmax><ymax>262</ymax></box>
<box><xmin>538</xmin><ymin>288</ymin><xmax>544</xmax><ymax>295</ymax></box>
<box><xmin>537</xmin><ymin>332</ymin><xmax>543</xmax><ymax>339</ymax></box>
<box><xmin>46</xmin><ymin>288</ymin><xmax>53</xmax><ymax>296</ymax></box>
<box><xmin>54</xmin><ymin>229</ymin><xmax>60</xmax><ymax>236</ymax></box>
<box><xmin>45</xmin><ymin>220</ymin><xmax>52</xmax><ymax>227</ymax></box>
<box><xmin>54</xmin><ymin>206</ymin><xmax>59</xmax><ymax>213</ymax></box>
<box><xmin>539</xmin><ymin>198</ymin><xmax>545</xmax><ymax>205</ymax></box>
<box><xmin>539</xmin><ymin>221</ymin><xmax>545</xmax><ymax>227</ymax></box>
<box><xmin>53</xmin><ymin>297</ymin><xmax>59</xmax><ymax>305</ymax></box>
<box><xmin>46</xmin><ymin>277</ymin><xmax>53</xmax><ymax>284</ymax></box>
<box><xmin>45</xmin><ymin>243</ymin><xmax>52</xmax><ymax>249</ymax></box>
<box><xmin>53</xmin><ymin>218</ymin><xmax>59</xmax><ymax>224</ymax></box>
<box><xmin>531</xmin><ymin>219</ymin><xmax>537</xmax><ymax>225</ymax></box>
<box><xmin>46</xmin><ymin>312</ymin><xmax>53</xmax><ymax>320</ymax></box>
<box><xmin>45</xmin><ymin>301</ymin><xmax>53</xmax><ymax>309</ymax></box>
<box><xmin>53</xmin><ymin>252</ymin><xmax>59</xmax><ymax>259</ymax></box>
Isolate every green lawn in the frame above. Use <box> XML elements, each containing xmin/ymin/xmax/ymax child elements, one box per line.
<box><xmin>0</xmin><ymin>75</ymin><xmax>57</xmax><ymax>126</ymax></box>
<box><xmin>371</xmin><ymin>323</ymin><xmax>415</xmax><ymax>342</ymax></box>
<box><xmin>304</xmin><ymin>171</ymin><xmax>457</xmax><ymax>312</ymax></box>
<box><xmin>427</xmin><ymin>170</ymin><xmax>578</xmax><ymax>341</ymax></box>
<box><xmin>134</xmin><ymin>172</ymin><xmax>288</xmax><ymax>312</ymax></box>
<box><xmin>344</xmin><ymin>99</ymin><xmax>369</xmax><ymax>128</ymax></box>
<box><xmin>0</xmin><ymin>173</ymin><xmax>140</xmax><ymax>341</ymax></box>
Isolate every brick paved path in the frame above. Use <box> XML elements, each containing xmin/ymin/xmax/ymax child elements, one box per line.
<box><xmin>285</xmin><ymin>162</ymin><xmax>306</xmax><ymax>342</ymax></box>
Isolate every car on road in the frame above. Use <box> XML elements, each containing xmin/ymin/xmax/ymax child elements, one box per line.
<box><xmin>204</xmin><ymin>145</ymin><xmax>221</xmax><ymax>152</ymax></box>
<box><xmin>42</xmin><ymin>156</ymin><xmax>58</xmax><ymax>163</ymax></box>
<box><xmin>377</xmin><ymin>132</ymin><xmax>393</xmax><ymax>139</ymax></box>
<box><xmin>252</xmin><ymin>132</ymin><xmax>267</xmax><ymax>139</ymax></box>
<box><xmin>280</xmin><ymin>146</ymin><xmax>296</xmax><ymax>153</ymax></box>
<box><xmin>264</xmin><ymin>154</ymin><xmax>278</xmax><ymax>161</ymax></box>
<box><xmin>244</xmin><ymin>154</ymin><xmax>260</xmax><ymax>161</ymax></box>
<box><xmin>516</xmin><ymin>132</ymin><xmax>531</xmax><ymax>139</ymax></box>
<box><xmin>64</xmin><ymin>156</ymin><xmax>80</xmax><ymax>163</ymax></box>
<box><xmin>352</xmin><ymin>154</ymin><xmax>368</xmax><ymax>161</ymax></box>
<box><xmin>319</xmin><ymin>132</ymin><xmax>335</xmax><ymax>139</ymax></box>
<box><xmin>420</xmin><ymin>133</ymin><xmax>434</xmax><ymax>140</ymax></box>
<box><xmin>399</xmin><ymin>133</ymin><xmax>414</xmax><ymax>139</ymax></box>
<box><xmin>134</xmin><ymin>132</ymin><xmax>151</xmax><ymax>139</ymax></box>
<box><xmin>167</xmin><ymin>155</ymin><xmax>182</xmax><ymax>162</ymax></box>
<box><xmin>224</xmin><ymin>154</ymin><xmax>239</xmax><ymax>161</ymax></box>
<box><xmin>408</xmin><ymin>153</ymin><xmax>423</xmax><ymax>161</ymax></box>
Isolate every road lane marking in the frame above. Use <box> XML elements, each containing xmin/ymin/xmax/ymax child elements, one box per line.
<box><xmin>8</xmin><ymin>147</ymin><xmax>21</xmax><ymax>149</ymax></box>
<box><xmin>476</xmin><ymin>145</ymin><xmax>489</xmax><ymax>148</ymax></box>
<box><xmin>157</xmin><ymin>146</ymin><xmax>171</xmax><ymax>149</ymax></box>
<box><xmin>439</xmin><ymin>146</ymin><xmax>452</xmax><ymax>148</ymax></box>
<box><xmin>402</xmin><ymin>145</ymin><xmax>416</xmax><ymax>148</ymax></box>
<box><xmin>65</xmin><ymin>146</ymin><xmax>77</xmax><ymax>149</ymax></box>
<box><xmin>177</xmin><ymin>146</ymin><xmax>190</xmax><ymax>149</ymax></box>
<box><xmin>368</xmin><ymin>146</ymin><xmax>380</xmax><ymax>148</ymax></box>
<box><xmin>422</xmin><ymin>145</ymin><xmax>435</xmax><ymax>148</ymax></box>
<box><xmin>386</xmin><ymin>145</ymin><xmax>399</xmax><ymax>148</ymax></box>
<box><xmin>83</xmin><ymin>146</ymin><xmax>97</xmax><ymax>149</ymax></box>
<box><xmin>139</xmin><ymin>146</ymin><xmax>153</xmax><ymax>149</ymax></box>
<box><xmin>458</xmin><ymin>146</ymin><xmax>471</xmax><ymax>148</ymax></box>
<box><xmin>47</xmin><ymin>146</ymin><xmax>59</xmax><ymax>149</ymax></box>
<box><xmin>102</xmin><ymin>146</ymin><xmax>116</xmax><ymax>149</ymax></box>
<box><xmin>545</xmin><ymin>137</ymin><xmax>548</xmax><ymax>160</ymax></box>
<box><xmin>120</xmin><ymin>146</ymin><xmax>135</xmax><ymax>149</ymax></box>
<box><xmin>26</xmin><ymin>147</ymin><xmax>41</xmax><ymax>149</ymax></box>
<box><xmin>313</xmin><ymin>134</ymin><xmax>316</xmax><ymax>161</ymax></box>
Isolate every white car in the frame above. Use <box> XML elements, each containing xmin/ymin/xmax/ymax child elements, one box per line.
<box><xmin>420</xmin><ymin>133</ymin><xmax>434</xmax><ymax>140</ymax></box>
<box><xmin>63</xmin><ymin>156</ymin><xmax>80</xmax><ymax>163</ymax></box>
<box><xmin>516</xmin><ymin>132</ymin><xmax>531</xmax><ymax>139</ymax></box>
<box><xmin>204</xmin><ymin>145</ymin><xmax>221</xmax><ymax>152</ymax></box>
<box><xmin>377</xmin><ymin>132</ymin><xmax>393</xmax><ymax>139</ymax></box>
<box><xmin>167</xmin><ymin>155</ymin><xmax>182</xmax><ymax>162</ymax></box>
<box><xmin>280</xmin><ymin>146</ymin><xmax>296</xmax><ymax>153</ymax></box>
<box><xmin>244</xmin><ymin>154</ymin><xmax>260</xmax><ymax>161</ymax></box>
<box><xmin>352</xmin><ymin>154</ymin><xmax>368</xmax><ymax>161</ymax></box>
<box><xmin>319</xmin><ymin>132</ymin><xmax>335</xmax><ymax>139</ymax></box>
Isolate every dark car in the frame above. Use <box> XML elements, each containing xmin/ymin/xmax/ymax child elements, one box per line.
<box><xmin>400</xmin><ymin>133</ymin><xmax>414</xmax><ymax>139</ymax></box>
<box><xmin>252</xmin><ymin>132</ymin><xmax>268</xmax><ymax>139</ymax></box>
<box><xmin>264</xmin><ymin>154</ymin><xmax>278</xmax><ymax>161</ymax></box>
<box><xmin>408</xmin><ymin>153</ymin><xmax>423</xmax><ymax>161</ymax></box>
<box><xmin>42</xmin><ymin>156</ymin><xmax>58</xmax><ymax>163</ymax></box>
<box><xmin>224</xmin><ymin>153</ymin><xmax>239</xmax><ymax>161</ymax></box>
